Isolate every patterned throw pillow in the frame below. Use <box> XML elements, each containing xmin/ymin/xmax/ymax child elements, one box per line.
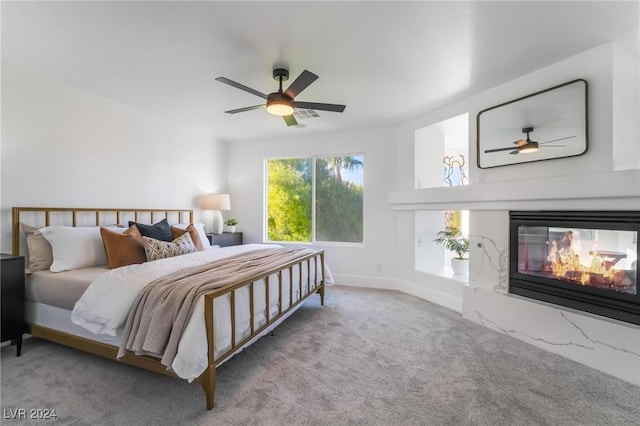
<box><xmin>143</xmin><ymin>232</ymin><xmax>196</xmax><ymax>261</ymax></box>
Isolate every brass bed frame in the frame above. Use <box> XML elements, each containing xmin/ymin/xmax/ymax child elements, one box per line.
<box><xmin>12</xmin><ymin>207</ymin><xmax>326</xmax><ymax>410</ymax></box>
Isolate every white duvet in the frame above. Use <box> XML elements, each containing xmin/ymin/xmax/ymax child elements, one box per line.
<box><xmin>71</xmin><ymin>244</ymin><xmax>331</xmax><ymax>380</ymax></box>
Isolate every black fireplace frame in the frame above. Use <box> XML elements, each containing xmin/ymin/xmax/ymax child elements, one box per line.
<box><xmin>509</xmin><ymin>211</ymin><xmax>640</xmax><ymax>325</ymax></box>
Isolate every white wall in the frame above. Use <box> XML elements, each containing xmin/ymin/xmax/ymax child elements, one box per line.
<box><xmin>226</xmin><ymin>126</ymin><xmax>397</xmax><ymax>287</ymax></box>
<box><xmin>612</xmin><ymin>26</ymin><xmax>640</xmax><ymax>171</ymax></box>
<box><xmin>414</xmin><ymin>126</ymin><xmax>444</xmax><ymax>189</ymax></box>
<box><xmin>1</xmin><ymin>69</ymin><xmax>228</xmax><ymax>253</ymax></box>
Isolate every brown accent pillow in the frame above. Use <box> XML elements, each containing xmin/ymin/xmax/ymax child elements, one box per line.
<box><xmin>100</xmin><ymin>225</ymin><xmax>146</xmax><ymax>269</ymax></box>
<box><xmin>20</xmin><ymin>223</ymin><xmax>53</xmax><ymax>274</ymax></box>
<box><xmin>171</xmin><ymin>224</ymin><xmax>205</xmax><ymax>251</ymax></box>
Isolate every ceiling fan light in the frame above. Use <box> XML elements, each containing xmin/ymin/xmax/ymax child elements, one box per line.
<box><xmin>266</xmin><ymin>93</ymin><xmax>294</xmax><ymax>116</ymax></box>
<box><xmin>519</xmin><ymin>141</ymin><xmax>539</xmax><ymax>154</ymax></box>
<box><xmin>266</xmin><ymin>102</ymin><xmax>294</xmax><ymax>116</ymax></box>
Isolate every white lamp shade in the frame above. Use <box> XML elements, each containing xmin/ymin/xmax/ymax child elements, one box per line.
<box><xmin>202</xmin><ymin>193</ymin><xmax>231</xmax><ymax>211</ymax></box>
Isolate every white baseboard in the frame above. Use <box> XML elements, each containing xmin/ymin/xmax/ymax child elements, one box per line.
<box><xmin>395</xmin><ymin>279</ymin><xmax>463</xmax><ymax>313</ymax></box>
<box><xmin>331</xmin><ymin>274</ymin><xmax>463</xmax><ymax>313</ymax></box>
<box><xmin>331</xmin><ymin>274</ymin><xmax>399</xmax><ymax>290</ymax></box>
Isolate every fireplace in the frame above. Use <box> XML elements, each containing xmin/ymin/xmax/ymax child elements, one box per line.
<box><xmin>509</xmin><ymin>211</ymin><xmax>639</xmax><ymax>325</ymax></box>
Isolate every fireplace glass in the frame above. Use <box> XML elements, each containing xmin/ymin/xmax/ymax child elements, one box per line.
<box><xmin>517</xmin><ymin>226</ymin><xmax>637</xmax><ymax>295</ymax></box>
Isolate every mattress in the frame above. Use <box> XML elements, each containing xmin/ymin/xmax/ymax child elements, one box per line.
<box><xmin>26</xmin><ymin>267</ymin><xmax>107</xmax><ymax>310</ymax></box>
<box><xmin>26</xmin><ymin>301</ymin><xmax>122</xmax><ymax>346</ymax></box>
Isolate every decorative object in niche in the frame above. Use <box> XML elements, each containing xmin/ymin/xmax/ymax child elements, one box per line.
<box><xmin>433</xmin><ymin>224</ymin><xmax>469</xmax><ymax>276</ymax></box>
<box><xmin>477</xmin><ymin>79</ymin><xmax>588</xmax><ymax>169</ymax></box>
<box><xmin>443</xmin><ymin>154</ymin><xmax>467</xmax><ymax>186</ymax></box>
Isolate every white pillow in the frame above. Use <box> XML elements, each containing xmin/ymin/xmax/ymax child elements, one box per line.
<box><xmin>40</xmin><ymin>226</ymin><xmax>126</xmax><ymax>272</ymax></box>
<box><xmin>173</xmin><ymin>222</ymin><xmax>210</xmax><ymax>248</ymax></box>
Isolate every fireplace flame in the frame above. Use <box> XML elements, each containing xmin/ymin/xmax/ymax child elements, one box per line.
<box><xmin>545</xmin><ymin>233</ymin><xmax>629</xmax><ymax>288</ymax></box>
<box><xmin>580</xmin><ymin>272</ymin><xmax>590</xmax><ymax>285</ymax></box>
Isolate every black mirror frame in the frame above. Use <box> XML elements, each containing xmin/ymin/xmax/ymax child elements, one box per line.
<box><xmin>476</xmin><ymin>79</ymin><xmax>589</xmax><ymax>169</ymax></box>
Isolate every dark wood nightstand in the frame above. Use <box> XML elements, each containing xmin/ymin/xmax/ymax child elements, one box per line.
<box><xmin>1</xmin><ymin>254</ymin><xmax>25</xmax><ymax>356</ymax></box>
<box><xmin>206</xmin><ymin>232</ymin><xmax>243</xmax><ymax>247</ymax></box>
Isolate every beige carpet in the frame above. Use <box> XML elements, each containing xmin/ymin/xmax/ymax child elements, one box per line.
<box><xmin>1</xmin><ymin>286</ymin><xmax>639</xmax><ymax>425</ymax></box>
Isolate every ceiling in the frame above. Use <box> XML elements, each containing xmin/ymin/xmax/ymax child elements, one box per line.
<box><xmin>2</xmin><ymin>1</ymin><xmax>638</xmax><ymax>142</ymax></box>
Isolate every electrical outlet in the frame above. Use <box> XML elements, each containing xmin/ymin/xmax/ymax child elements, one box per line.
<box><xmin>376</xmin><ymin>263</ymin><xmax>383</xmax><ymax>272</ymax></box>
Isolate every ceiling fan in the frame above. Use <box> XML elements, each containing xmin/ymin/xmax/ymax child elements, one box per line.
<box><xmin>215</xmin><ymin>68</ymin><xmax>346</xmax><ymax>127</ymax></box>
<box><xmin>484</xmin><ymin>127</ymin><xmax>577</xmax><ymax>155</ymax></box>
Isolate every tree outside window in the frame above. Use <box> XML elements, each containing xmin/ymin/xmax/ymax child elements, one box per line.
<box><xmin>266</xmin><ymin>155</ymin><xmax>364</xmax><ymax>243</ymax></box>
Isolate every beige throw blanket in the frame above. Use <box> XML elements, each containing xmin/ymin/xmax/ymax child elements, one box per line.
<box><xmin>117</xmin><ymin>247</ymin><xmax>316</xmax><ymax>367</ymax></box>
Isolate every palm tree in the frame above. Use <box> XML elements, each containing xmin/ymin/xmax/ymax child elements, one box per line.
<box><xmin>327</xmin><ymin>156</ymin><xmax>363</xmax><ymax>183</ymax></box>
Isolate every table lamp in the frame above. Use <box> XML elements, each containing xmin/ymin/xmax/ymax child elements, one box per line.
<box><xmin>202</xmin><ymin>193</ymin><xmax>230</xmax><ymax>234</ymax></box>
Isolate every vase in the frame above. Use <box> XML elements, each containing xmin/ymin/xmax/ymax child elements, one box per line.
<box><xmin>226</xmin><ymin>226</ymin><xmax>236</xmax><ymax>233</ymax></box>
<box><xmin>451</xmin><ymin>258</ymin><xmax>469</xmax><ymax>276</ymax></box>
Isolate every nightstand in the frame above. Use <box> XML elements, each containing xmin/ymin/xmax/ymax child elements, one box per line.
<box><xmin>1</xmin><ymin>254</ymin><xmax>25</xmax><ymax>356</ymax></box>
<box><xmin>206</xmin><ymin>232</ymin><xmax>243</xmax><ymax>247</ymax></box>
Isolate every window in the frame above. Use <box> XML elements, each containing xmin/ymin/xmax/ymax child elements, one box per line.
<box><xmin>266</xmin><ymin>155</ymin><xmax>364</xmax><ymax>243</ymax></box>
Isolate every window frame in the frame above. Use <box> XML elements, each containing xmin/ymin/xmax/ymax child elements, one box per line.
<box><xmin>263</xmin><ymin>153</ymin><xmax>366</xmax><ymax>247</ymax></box>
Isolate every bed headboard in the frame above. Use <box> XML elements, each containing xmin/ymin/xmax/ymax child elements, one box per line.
<box><xmin>12</xmin><ymin>207</ymin><xmax>193</xmax><ymax>256</ymax></box>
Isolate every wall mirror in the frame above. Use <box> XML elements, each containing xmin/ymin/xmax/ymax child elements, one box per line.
<box><xmin>477</xmin><ymin>79</ymin><xmax>588</xmax><ymax>169</ymax></box>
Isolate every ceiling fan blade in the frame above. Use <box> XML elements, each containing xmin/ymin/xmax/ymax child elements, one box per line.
<box><xmin>294</xmin><ymin>101</ymin><xmax>346</xmax><ymax>113</ymax></box>
<box><xmin>284</xmin><ymin>70</ymin><xmax>318</xmax><ymax>98</ymax></box>
<box><xmin>509</xmin><ymin>149</ymin><xmax>520</xmax><ymax>155</ymax></box>
<box><xmin>539</xmin><ymin>135</ymin><xmax>577</xmax><ymax>145</ymax></box>
<box><xmin>283</xmin><ymin>115</ymin><xmax>298</xmax><ymax>126</ymax></box>
<box><xmin>215</xmin><ymin>77</ymin><xmax>268</xmax><ymax>100</ymax></box>
<box><xmin>224</xmin><ymin>104</ymin><xmax>265</xmax><ymax>114</ymax></box>
<box><xmin>484</xmin><ymin>146</ymin><xmax>519</xmax><ymax>153</ymax></box>
<box><xmin>540</xmin><ymin>145</ymin><xmax>566</xmax><ymax>147</ymax></box>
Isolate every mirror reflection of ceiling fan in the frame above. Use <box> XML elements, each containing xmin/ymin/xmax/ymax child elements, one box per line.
<box><xmin>215</xmin><ymin>68</ymin><xmax>346</xmax><ymax>127</ymax></box>
<box><xmin>484</xmin><ymin>127</ymin><xmax>577</xmax><ymax>155</ymax></box>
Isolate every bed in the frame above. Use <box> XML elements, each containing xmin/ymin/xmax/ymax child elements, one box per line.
<box><xmin>12</xmin><ymin>207</ymin><xmax>328</xmax><ymax>410</ymax></box>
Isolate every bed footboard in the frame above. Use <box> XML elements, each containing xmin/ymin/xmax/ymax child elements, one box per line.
<box><xmin>200</xmin><ymin>250</ymin><xmax>325</xmax><ymax>410</ymax></box>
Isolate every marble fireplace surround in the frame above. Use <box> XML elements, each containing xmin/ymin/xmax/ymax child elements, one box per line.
<box><xmin>390</xmin><ymin>169</ymin><xmax>640</xmax><ymax>386</ymax></box>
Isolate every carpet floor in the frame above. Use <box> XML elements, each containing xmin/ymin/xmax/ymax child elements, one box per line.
<box><xmin>1</xmin><ymin>286</ymin><xmax>639</xmax><ymax>425</ymax></box>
